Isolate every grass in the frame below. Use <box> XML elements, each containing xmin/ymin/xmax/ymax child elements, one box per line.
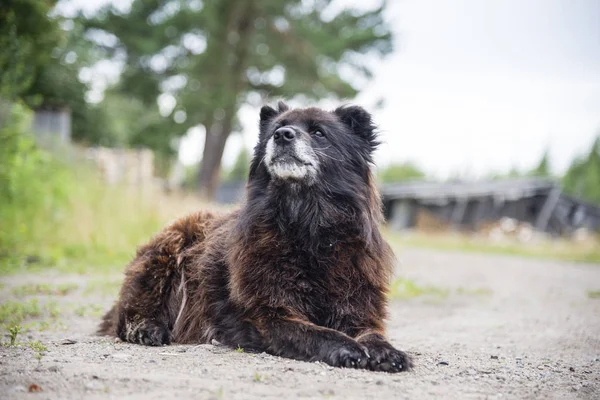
<box><xmin>0</xmin><ymin>299</ymin><xmax>42</xmax><ymax>326</ymax></box>
<box><xmin>0</xmin><ymin>115</ymin><xmax>225</xmax><ymax>276</ymax></box>
<box><xmin>388</xmin><ymin>278</ymin><xmax>492</xmax><ymax>300</ymax></box>
<box><xmin>235</xmin><ymin>345</ymin><xmax>245</xmax><ymax>353</ymax></box>
<box><xmin>0</xmin><ymin>299</ymin><xmax>61</xmax><ymax>329</ymax></box>
<box><xmin>11</xmin><ymin>283</ymin><xmax>78</xmax><ymax>297</ymax></box>
<box><xmin>253</xmin><ymin>372</ymin><xmax>267</xmax><ymax>382</ymax></box>
<box><xmin>384</xmin><ymin>229</ymin><xmax>600</xmax><ymax>264</ymax></box>
<box><xmin>27</xmin><ymin>340</ymin><xmax>48</xmax><ymax>352</ymax></box>
<box><xmin>588</xmin><ymin>290</ymin><xmax>600</xmax><ymax>299</ymax></box>
<box><xmin>388</xmin><ymin>278</ymin><xmax>449</xmax><ymax>300</ymax></box>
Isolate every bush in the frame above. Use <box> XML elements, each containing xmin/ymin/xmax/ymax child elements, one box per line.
<box><xmin>0</xmin><ymin>105</ymin><xmax>217</xmax><ymax>274</ymax></box>
<box><xmin>0</xmin><ymin>103</ymin><xmax>71</xmax><ymax>266</ymax></box>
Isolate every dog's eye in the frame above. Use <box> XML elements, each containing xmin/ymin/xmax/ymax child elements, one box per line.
<box><xmin>312</xmin><ymin>130</ymin><xmax>325</xmax><ymax>137</ymax></box>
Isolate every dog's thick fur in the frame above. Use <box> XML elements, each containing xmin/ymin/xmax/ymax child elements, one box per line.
<box><xmin>99</xmin><ymin>102</ymin><xmax>412</xmax><ymax>372</ymax></box>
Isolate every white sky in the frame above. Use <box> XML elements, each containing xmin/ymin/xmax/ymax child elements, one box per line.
<box><xmin>59</xmin><ymin>0</ymin><xmax>600</xmax><ymax>179</ymax></box>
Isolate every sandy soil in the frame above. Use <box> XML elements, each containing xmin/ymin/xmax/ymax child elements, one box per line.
<box><xmin>1</xmin><ymin>248</ymin><xmax>599</xmax><ymax>399</ymax></box>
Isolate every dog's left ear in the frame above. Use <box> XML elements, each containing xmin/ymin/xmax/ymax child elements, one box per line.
<box><xmin>334</xmin><ymin>105</ymin><xmax>378</xmax><ymax>150</ymax></box>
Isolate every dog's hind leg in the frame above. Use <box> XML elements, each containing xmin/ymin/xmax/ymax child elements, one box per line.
<box><xmin>113</xmin><ymin>250</ymin><xmax>184</xmax><ymax>346</ymax></box>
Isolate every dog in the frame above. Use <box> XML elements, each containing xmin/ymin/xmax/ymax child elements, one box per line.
<box><xmin>99</xmin><ymin>101</ymin><xmax>412</xmax><ymax>373</ymax></box>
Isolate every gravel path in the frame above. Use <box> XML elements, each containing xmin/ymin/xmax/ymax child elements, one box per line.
<box><xmin>1</xmin><ymin>248</ymin><xmax>599</xmax><ymax>399</ymax></box>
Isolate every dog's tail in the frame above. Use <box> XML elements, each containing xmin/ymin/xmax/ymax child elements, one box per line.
<box><xmin>97</xmin><ymin>304</ymin><xmax>117</xmax><ymax>336</ymax></box>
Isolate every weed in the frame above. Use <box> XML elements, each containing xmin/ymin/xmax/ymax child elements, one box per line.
<box><xmin>235</xmin><ymin>345</ymin><xmax>245</xmax><ymax>353</ymax></box>
<box><xmin>588</xmin><ymin>290</ymin><xmax>600</xmax><ymax>299</ymax></box>
<box><xmin>11</xmin><ymin>283</ymin><xmax>78</xmax><ymax>297</ymax></box>
<box><xmin>8</xmin><ymin>325</ymin><xmax>21</xmax><ymax>346</ymax></box>
<box><xmin>253</xmin><ymin>372</ymin><xmax>267</xmax><ymax>382</ymax></box>
<box><xmin>28</xmin><ymin>340</ymin><xmax>48</xmax><ymax>352</ymax></box>
<box><xmin>388</xmin><ymin>278</ymin><xmax>448</xmax><ymax>300</ymax></box>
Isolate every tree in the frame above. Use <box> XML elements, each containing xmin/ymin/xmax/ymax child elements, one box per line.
<box><xmin>80</xmin><ymin>0</ymin><xmax>393</xmax><ymax>199</ymax></box>
<box><xmin>528</xmin><ymin>149</ymin><xmax>551</xmax><ymax>177</ymax></box>
<box><xmin>563</xmin><ymin>136</ymin><xmax>600</xmax><ymax>205</ymax></box>
<box><xmin>0</xmin><ymin>0</ymin><xmax>62</xmax><ymax>101</ymax></box>
<box><xmin>224</xmin><ymin>147</ymin><xmax>250</xmax><ymax>182</ymax></box>
<box><xmin>378</xmin><ymin>162</ymin><xmax>426</xmax><ymax>183</ymax></box>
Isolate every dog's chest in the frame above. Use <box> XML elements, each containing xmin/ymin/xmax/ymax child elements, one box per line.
<box><xmin>264</xmin><ymin>247</ymin><xmax>360</xmax><ymax>321</ymax></box>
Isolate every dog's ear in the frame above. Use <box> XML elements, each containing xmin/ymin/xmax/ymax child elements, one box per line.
<box><xmin>277</xmin><ymin>100</ymin><xmax>289</xmax><ymax>113</ymax></box>
<box><xmin>260</xmin><ymin>101</ymin><xmax>290</xmax><ymax>124</ymax></box>
<box><xmin>334</xmin><ymin>105</ymin><xmax>379</xmax><ymax>150</ymax></box>
<box><xmin>259</xmin><ymin>101</ymin><xmax>290</xmax><ymax>141</ymax></box>
<box><xmin>260</xmin><ymin>104</ymin><xmax>278</xmax><ymax>124</ymax></box>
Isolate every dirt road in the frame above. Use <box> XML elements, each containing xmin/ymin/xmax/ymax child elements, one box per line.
<box><xmin>1</xmin><ymin>248</ymin><xmax>599</xmax><ymax>399</ymax></box>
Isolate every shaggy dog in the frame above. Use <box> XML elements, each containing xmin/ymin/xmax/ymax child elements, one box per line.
<box><xmin>99</xmin><ymin>101</ymin><xmax>412</xmax><ymax>373</ymax></box>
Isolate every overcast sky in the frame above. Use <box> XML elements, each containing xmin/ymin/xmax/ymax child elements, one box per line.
<box><xmin>61</xmin><ymin>0</ymin><xmax>600</xmax><ymax>179</ymax></box>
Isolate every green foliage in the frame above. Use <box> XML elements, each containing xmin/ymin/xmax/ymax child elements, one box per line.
<box><xmin>0</xmin><ymin>0</ymin><xmax>63</xmax><ymax>99</ymax></box>
<box><xmin>80</xmin><ymin>0</ymin><xmax>393</xmax><ymax>195</ymax></box>
<box><xmin>0</xmin><ymin>299</ymin><xmax>42</xmax><ymax>327</ymax></box>
<box><xmin>378</xmin><ymin>162</ymin><xmax>426</xmax><ymax>183</ymax></box>
<box><xmin>0</xmin><ymin>103</ymin><xmax>72</xmax><ymax>264</ymax></box>
<box><xmin>563</xmin><ymin>137</ymin><xmax>600</xmax><ymax>205</ymax></box>
<box><xmin>0</xmin><ymin>103</ymin><xmax>178</xmax><ymax>274</ymax></box>
<box><xmin>529</xmin><ymin>150</ymin><xmax>551</xmax><ymax>177</ymax></box>
<box><xmin>8</xmin><ymin>325</ymin><xmax>21</xmax><ymax>346</ymax></box>
<box><xmin>224</xmin><ymin>148</ymin><xmax>250</xmax><ymax>182</ymax></box>
<box><xmin>27</xmin><ymin>340</ymin><xmax>48</xmax><ymax>352</ymax></box>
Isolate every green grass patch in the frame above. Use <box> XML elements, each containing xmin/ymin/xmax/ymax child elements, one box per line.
<box><xmin>0</xmin><ymin>299</ymin><xmax>42</xmax><ymax>326</ymax></box>
<box><xmin>0</xmin><ymin>299</ymin><xmax>61</xmax><ymax>329</ymax></box>
<box><xmin>388</xmin><ymin>278</ymin><xmax>449</xmax><ymax>300</ymax></box>
<box><xmin>385</xmin><ymin>230</ymin><xmax>600</xmax><ymax>264</ymax></box>
<box><xmin>11</xmin><ymin>283</ymin><xmax>78</xmax><ymax>297</ymax></box>
<box><xmin>27</xmin><ymin>340</ymin><xmax>48</xmax><ymax>352</ymax></box>
<box><xmin>588</xmin><ymin>290</ymin><xmax>600</xmax><ymax>299</ymax></box>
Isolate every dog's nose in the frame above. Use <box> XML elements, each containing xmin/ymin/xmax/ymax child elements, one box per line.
<box><xmin>273</xmin><ymin>127</ymin><xmax>296</xmax><ymax>144</ymax></box>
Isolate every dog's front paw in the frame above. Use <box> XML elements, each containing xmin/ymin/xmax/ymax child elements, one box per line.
<box><xmin>325</xmin><ymin>342</ymin><xmax>369</xmax><ymax>369</ymax></box>
<box><xmin>123</xmin><ymin>320</ymin><xmax>172</xmax><ymax>346</ymax></box>
<box><xmin>362</xmin><ymin>341</ymin><xmax>412</xmax><ymax>373</ymax></box>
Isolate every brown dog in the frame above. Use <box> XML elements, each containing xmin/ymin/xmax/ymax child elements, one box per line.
<box><xmin>99</xmin><ymin>102</ymin><xmax>412</xmax><ymax>373</ymax></box>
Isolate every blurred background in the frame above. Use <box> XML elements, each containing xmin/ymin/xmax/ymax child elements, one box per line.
<box><xmin>1</xmin><ymin>0</ymin><xmax>599</xmax><ymax>273</ymax></box>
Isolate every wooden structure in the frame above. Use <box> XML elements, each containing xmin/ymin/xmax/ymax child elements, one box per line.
<box><xmin>381</xmin><ymin>178</ymin><xmax>600</xmax><ymax>236</ymax></box>
<box><xmin>33</xmin><ymin>107</ymin><xmax>71</xmax><ymax>144</ymax></box>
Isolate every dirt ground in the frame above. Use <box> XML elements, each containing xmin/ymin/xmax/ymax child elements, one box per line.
<box><xmin>1</xmin><ymin>248</ymin><xmax>599</xmax><ymax>399</ymax></box>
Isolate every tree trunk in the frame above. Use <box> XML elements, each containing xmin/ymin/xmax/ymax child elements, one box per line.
<box><xmin>197</xmin><ymin>116</ymin><xmax>233</xmax><ymax>200</ymax></box>
<box><xmin>195</xmin><ymin>1</ymin><xmax>256</xmax><ymax>200</ymax></box>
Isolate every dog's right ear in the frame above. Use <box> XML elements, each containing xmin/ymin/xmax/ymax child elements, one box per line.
<box><xmin>259</xmin><ymin>102</ymin><xmax>289</xmax><ymax>140</ymax></box>
<box><xmin>260</xmin><ymin>104</ymin><xmax>279</xmax><ymax>124</ymax></box>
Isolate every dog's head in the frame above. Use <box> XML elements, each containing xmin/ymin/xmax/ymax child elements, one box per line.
<box><xmin>249</xmin><ymin>101</ymin><xmax>379</xmax><ymax>189</ymax></box>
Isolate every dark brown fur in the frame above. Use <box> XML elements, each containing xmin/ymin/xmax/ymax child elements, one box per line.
<box><xmin>99</xmin><ymin>102</ymin><xmax>412</xmax><ymax>372</ymax></box>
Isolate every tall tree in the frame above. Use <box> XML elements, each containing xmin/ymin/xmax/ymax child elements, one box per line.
<box><xmin>80</xmin><ymin>0</ymin><xmax>393</xmax><ymax>198</ymax></box>
<box><xmin>563</xmin><ymin>137</ymin><xmax>600</xmax><ymax>205</ymax></box>
<box><xmin>529</xmin><ymin>149</ymin><xmax>551</xmax><ymax>177</ymax></box>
